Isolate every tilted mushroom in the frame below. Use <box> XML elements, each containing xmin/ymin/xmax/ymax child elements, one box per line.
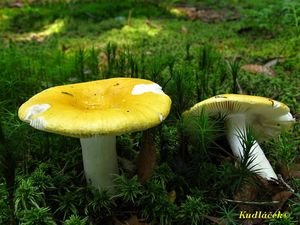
<box><xmin>18</xmin><ymin>78</ymin><xmax>171</xmax><ymax>192</ymax></box>
<box><xmin>183</xmin><ymin>94</ymin><xmax>295</xmax><ymax>181</ymax></box>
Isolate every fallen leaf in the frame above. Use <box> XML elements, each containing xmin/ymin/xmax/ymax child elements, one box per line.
<box><xmin>31</xmin><ymin>35</ymin><xmax>44</xmax><ymax>43</ymax></box>
<box><xmin>173</xmin><ymin>6</ymin><xmax>239</xmax><ymax>22</ymax></box>
<box><xmin>62</xmin><ymin>44</ymin><xmax>70</xmax><ymax>52</ymax></box>
<box><xmin>168</xmin><ymin>190</ymin><xmax>176</xmax><ymax>203</ymax></box>
<box><xmin>272</xmin><ymin>191</ymin><xmax>293</xmax><ymax>209</ymax></box>
<box><xmin>145</xmin><ymin>20</ymin><xmax>161</xmax><ymax>29</ymax></box>
<box><xmin>290</xmin><ymin>170</ymin><xmax>300</xmax><ymax>179</ymax></box>
<box><xmin>241</xmin><ymin>64</ymin><xmax>275</xmax><ymax>77</ymax></box>
<box><xmin>264</xmin><ymin>57</ymin><xmax>284</xmax><ymax>68</ymax></box>
<box><xmin>272</xmin><ymin>191</ymin><xmax>293</xmax><ymax>202</ymax></box>
<box><xmin>278</xmin><ymin>162</ymin><xmax>300</xmax><ymax>179</ymax></box>
<box><xmin>114</xmin><ymin>217</ymin><xmax>123</xmax><ymax>225</ymax></box>
<box><xmin>237</xmin><ymin>27</ymin><xmax>253</xmax><ymax>34</ymax></box>
<box><xmin>176</xmin><ymin>7</ymin><xmax>198</xmax><ymax>20</ymax></box>
<box><xmin>9</xmin><ymin>2</ymin><xmax>23</xmax><ymax>8</ymax></box>
<box><xmin>115</xmin><ymin>215</ymin><xmax>151</xmax><ymax>225</ymax></box>
<box><xmin>234</xmin><ymin>183</ymin><xmax>258</xmax><ymax>202</ymax></box>
<box><xmin>181</xmin><ymin>25</ymin><xmax>188</xmax><ymax>34</ymax></box>
<box><xmin>289</xmin><ymin>163</ymin><xmax>300</xmax><ymax>179</ymax></box>
<box><xmin>126</xmin><ymin>215</ymin><xmax>139</xmax><ymax>225</ymax></box>
<box><xmin>203</xmin><ymin>215</ymin><xmax>227</xmax><ymax>225</ymax></box>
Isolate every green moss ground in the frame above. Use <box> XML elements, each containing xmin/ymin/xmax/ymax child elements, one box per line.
<box><xmin>0</xmin><ymin>0</ymin><xmax>299</xmax><ymax>224</ymax></box>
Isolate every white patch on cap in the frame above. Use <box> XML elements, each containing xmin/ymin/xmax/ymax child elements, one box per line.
<box><xmin>24</xmin><ymin>104</ymin><xmax>51</xmax><ymax>121</ymax></box>
<box><xmin>30</xmin><ymin>117</ymin><xmax>48</xmax><ymax>130</ymax></box>
<box><xmin>278</xmin><ymin>113</ymin><xmax>295</xmax><ymax>122</ymax></box>
<box><xmin>273</xmin><ymin>101</ymin><xmax>281</xmax><ymax>108</ymax></box>
<box><xmin>24</xmin><ymin>104</ymin><xmax>50</xmax><ymax>130</ymax></box>
<box><xmin>158</xmin><ymin>113</ymin><xmax>164</xmax><ymax>122</ymax></box>
<box><xmin>131</xmin><ymin>83</ymin><xmax>165</xmax><ymax>95</ymax></box>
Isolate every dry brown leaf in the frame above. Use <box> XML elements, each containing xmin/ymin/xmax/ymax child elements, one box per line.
<box><xmin>272</xmin><ymin>191</ymin><xmax>293</xmax><ymax>209</ymax></box>
<box><xmin>278</xmin><ymin>163</ymin><xmax>290</xmax><ymax>179</ymax></box>
<box><xmin>116</xmin><ymin>215</ymin><xmax>150</xmax><ymax>225</ymax></box>
<box><xmin>289</xmin><ymin>169</ymin><xmax>300</xmax><ymax>179</ymax></box>
<box><xmin>181</xmin><ymin>25</ymin><xmax>188</xmax><ymax>34</ymax></box>
<box><xmin>241</xmin><ymin>64</ymin><xmax>276</xmax><ymax>77</ymax></box>
<box><xmin>176</xmin><ymin>7</ymin><xmax>198</xmax><ymax>19</ymax></box>
<box><xmin>114</xmin><ymin>217</ymin><xmax>123</xmax><ymax>225</ymax></box>
<box><xmin>126</xmin><ymin>215</ymin><xmax>139</xmax><ymax>225</ymax></box>
<box><xmin>289</xmin><ymin>163</ymin><xmax>300</xmax><ymax>178</ymax></box>
<box><xmin>234</xmin><ymin>183</ymin><xmax>258</xmax><ymax>202</ymax></box>
<box><xmin>145</xmin><ymin>20</ymin><xmax>161</xmax><ymax>29</ymax></box>
<box><xmin>31</xmin><ymin>35</ymin><xmax>44</xmax><ymax>43</ymax></box>
<box><xmin>272</xmin><ymin>191</ymin><xmax>293</xmax><ymax>202</ymax></box>
<box><xmin>203</xmin><ymin>215</ymin><xmax>227</xmax><ymax>225</ymax></box>
<box><xmin>168</xmin><ymin>190</ymin><xmax>176</xmax><ymax>203</ymax></box>
<box><xmin>278</xmin><ymin>163</ymin><xmax>300</xmax><ymax>179</ymax></box>
<box><xmin>9</xmin><ymin>2</ymin><xmax>24</xmax><ymax>8</ymax></box>
<box><xmin>174</xmin><ymin>6</ymin><xmax>239</xmax><ymax>22</ymax></box>
<box><xmin>264</xmin><ymin>58</ymin><xmax>284</xmax><ymax>68</ymax></box>
<box><xmin>61</xmin><ymin>44</ymin><xmax>70</xmax><ymax>52</ymax></box>
<box><xmin>137</xmin><ymin>130</ymin><xmax>156</xmax><ymax>184</ymax></box>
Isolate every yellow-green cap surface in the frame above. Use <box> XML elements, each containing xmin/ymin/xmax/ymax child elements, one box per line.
<box><xmin>183</xmin><ymin>94</ymin><xmax>295</xmax><ymax>138</ymax></box>
<box><xmin>19</xmin><ymin>78</ymin><xmax>171</xmax><ymax>137</ymax></box>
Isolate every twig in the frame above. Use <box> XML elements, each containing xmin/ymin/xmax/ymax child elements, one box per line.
<box><xmin>212</xmin><ymin>141</ymin><xmax>235</xmax><ymax>158</ymax></box>
<box><xmin>221</xmin><ymin>198</ymin><xmax>280</xmax><ymax>205</ymax></box>
<box><xmin>236</xmin><ymin>79</ymin><xmax>245</xmax><ymax>94</ymax></box>
<box><xmin>277</xmin><ymin>174</ymin><xmax>295</xmax><ymax>193</ymax></box>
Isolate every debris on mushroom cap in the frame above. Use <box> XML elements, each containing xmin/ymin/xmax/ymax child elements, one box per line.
<box><xmin>183</xmin><ymin>94</ymin><xmax>295</xmax><ymax>138</ymax></box>
<box><xmin>18</xmin><ymin>78</ymin><xmax>171</xmax><ymax>137</ymax></box>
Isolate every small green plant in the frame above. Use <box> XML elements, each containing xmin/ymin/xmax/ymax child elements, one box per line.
<box><xmin>168</xmin><ymin>67</ymin><xmax>194</xmax><ymax>118</ymax></box>
<box><xmin>147</xmin><ymin>53</ymin><xmax>169</xmax><ymax>84</ymax></box>
<box><xmin>104</xmin><ymin>42</ymin><xmax>118</xmax><ymax>78</ymax></box>
<box><xmin>74</xmin><ymin>48</ymin><xmax>86</xmax><ymax>81</ymax></box>
<box><xmin>114</xmin><ymin>175</ymin><xmax>143</xmax><ymax>204</ymax></box>
<box><xmin>14</xmin><ymin>179</ymin><xmax>44</xmax><ymax>212</ymax></box>
<box><xmin>269</xmin><ymin>131</ymin><xmax>299</xmax><ymax>170</ymax></box>
<box><xmin>86</xmin><ymin>47</ymin><xmax>100</xmax><ymax>78</ymax></box>
<box><xmin>243</xmin><ymin>3</ymin><xmax>283</xmax><ymax>33</ymax></box>
<box><xmin>63</xmin><ymin>214</ymin><xmax>88</xmax><ymax>225</ymax></box>
<box><xmin>53</xmin><ymin>188</ymin><xmax>80</xmax><ymax>220</ymax></box>
<box><xmin>183</xmin><ymin>108</ymin><xmax>223</xmax><ymax>156</ymax></box>
<box><xmin>226</xmin><ymin>59</ymin><xmax>240</xmax><ymax>94</ymax></box>
<box><xmin>0</xmin><ymin>182</ymin><xmax>10</xmax><ymax>224</ymax></box>
<box><xmin>268</xmin><ymin>215</ymin><xmax>296</xmax><ymax>225</ymax></box>
<box><xmin>289</xmin><ymin>193</ymin><xmax>300</xmax><ymax>222</ymax></box>
<box><xmin>218</xmin><ymin>126</ymin><xmax>261</xmax><ymax>194</ymax></box>
<box><xmin>140</xmin><ymin>188</ymin><xmax>177</xmax><ymax>225</ymax></box>
<box><xmin>17</xmin><ymin>207</ymin><xmax>56</xmax><ymax>225</ymax></box>
<box><xmin>218</xmin><ymin>205</ymin><xmax>239</xmax><ymax>225</ymax></box>
<box><xmin>177</xmin><ymin>195</ymin><xmax>210</xmax><ymax>225</ymax></box>
<box><xmin>85</xmin><ymin>188</ymin><xmax>115</xmax><ymax>218</ymax></box>
<box><xmin>29</xmin><ymin>166</ymin><xmax>53</xmax><ymax>191</ymax></box>
<box><xmin>283</xmin><ymin>2</ymin><xmax>300</xmax><ymax>28</ymax></box>
<box><xmin>196</xmin><ymin>44</ymin><xmax>220</xmax><ymax>100</ymax></box>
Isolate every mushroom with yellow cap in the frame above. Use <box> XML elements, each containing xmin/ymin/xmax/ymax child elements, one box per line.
<box><xmin>18</xmin><ymin>78</ymin><xmax>171</xmax><ymax>192</ymax></box>
<box><xmin>183</xmin><ymin>94</ymin><xmax>295</xmax><ymax>181</ymax></box>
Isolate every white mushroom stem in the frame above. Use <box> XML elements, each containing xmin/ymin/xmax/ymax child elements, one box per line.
<box><xmin>225</xmin><ymin>114</ymin><xmax>278</xmax><ymax>181</ymax></box>
<box><xmin>80</xmin><ymin>135</ymin><xmax>119</xmax><ymax>192</ymax></box>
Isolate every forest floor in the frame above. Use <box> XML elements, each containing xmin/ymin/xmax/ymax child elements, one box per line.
<box><xmin>0</xmin><ymin>0</ymin><xmax>300</xmax><ymax>224</ymax></box>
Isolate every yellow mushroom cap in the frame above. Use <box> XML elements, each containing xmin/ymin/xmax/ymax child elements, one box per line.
<box><xmin>183</xmin><ymin>94</ymin><xmax>295</xmax><ymax>138</ymax></box>
<box><xmin>18</xmin><ymin>78</ymin><xmax>172</xmax><ymax>137</ymax></box>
